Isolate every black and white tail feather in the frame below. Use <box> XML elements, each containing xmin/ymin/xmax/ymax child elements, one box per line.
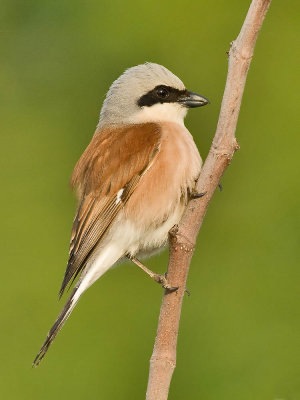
<box><xmin>32</xmin><ymin>238</ymin><xmax>126</xmax><ymax>367</ymax></box>
<box><xmin>32</xmin><ymin>286</ymin><xmax>79</xmax><ymax>367</ymax></box>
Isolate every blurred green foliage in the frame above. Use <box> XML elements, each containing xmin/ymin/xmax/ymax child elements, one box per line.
<box><xmin>0</xmin><ymin>1</ymin><xmax>299</xmax><ymax>399</ymax></box>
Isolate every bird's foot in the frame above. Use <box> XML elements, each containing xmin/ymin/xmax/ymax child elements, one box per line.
<box><xmin>190</xmin><ymin>191</ymin><xmax>207</xmax><ymax>199</ymax></box>
<box><xmin>169</xmin><ymin>224</ymin><xmax>179</xmax><ymax>238</ymax></box>
<box><xmin>127</xmin><ymin>255</ymin><xmax>178</xmax><ymax>292</ymax></box>
<box><xmin>153</xmin><ymin>273</ymin><xmax>178</xmax><ymax>292</ymax></box>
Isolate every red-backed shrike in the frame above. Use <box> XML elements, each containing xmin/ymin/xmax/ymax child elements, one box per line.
<box><xmin>33</xmin><ymin>62</ymin><xmax>209</xmax><ymax>366</ymax></box>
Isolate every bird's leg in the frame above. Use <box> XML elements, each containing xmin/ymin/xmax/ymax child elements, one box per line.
<box><xmin>127</xmin><ymin>255</ymin><xmax>178</xmax><ymax>292</ymax></box>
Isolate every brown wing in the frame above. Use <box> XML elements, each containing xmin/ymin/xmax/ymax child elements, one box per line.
<box><xmin>59</xmin><ymin>123</ymin><xmax>161</xmax><ymax>297</ymax></box>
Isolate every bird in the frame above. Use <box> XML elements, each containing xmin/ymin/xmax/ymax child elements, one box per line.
<box><xmin>33</xmin><ymin>62</ymin><xmax>209</xmax><ymax>366</ymax></box>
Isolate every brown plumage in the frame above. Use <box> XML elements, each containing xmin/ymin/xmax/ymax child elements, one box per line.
<box><xmin>60</xmin><ymin>123</ymin><xmax>161</xmax><ymax>296</ymax></box>
<box><xmin>33</xmin><ymin>62</ymin><xmax>209</xmax><ymax>367</ymax></box>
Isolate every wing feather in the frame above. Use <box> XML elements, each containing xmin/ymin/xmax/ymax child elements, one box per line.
<box><xmin>59</xmin><ymin>123</ymin><xmax>161</xmax><ymax>296</ymax></box>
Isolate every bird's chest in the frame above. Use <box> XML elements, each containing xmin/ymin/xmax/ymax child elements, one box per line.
<box><xmin>125</xmin><ymin>122</ymin><xmax>201</xmax><ymax>229</ymax></box>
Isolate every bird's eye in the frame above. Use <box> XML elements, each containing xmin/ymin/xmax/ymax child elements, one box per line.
<box><xmin>156</xmin><ymin>87</ymin><xmax>169</xmax><ymax>99</ymax></box>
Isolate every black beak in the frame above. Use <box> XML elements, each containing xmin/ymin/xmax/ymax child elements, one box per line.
<box><xmin>178</xmin><ymin>91</ymin><xmax>210</xmax><ymax>108</ymax></box>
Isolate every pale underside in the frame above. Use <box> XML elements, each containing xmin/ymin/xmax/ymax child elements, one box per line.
<box><xmin>70</xmin><ymin>120</ymin><xmax>202</xmax><ymax>297</ymax></box>
<box><xmin>33</xmin><ymin>117</ymin><xmax>201</xmax><ymax>366</ymax></box>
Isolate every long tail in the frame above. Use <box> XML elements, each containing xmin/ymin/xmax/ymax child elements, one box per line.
<box><xmin>32</xmin><ymin>285</ymin><xmax>81</xmax><ymax>367</ymax></box>
<box><xmin>33</xmin><ymin>242</ymin><xmax>125</xmax><ymax>367</ymax></box>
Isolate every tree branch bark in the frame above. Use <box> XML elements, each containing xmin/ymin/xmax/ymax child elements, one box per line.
<box><xmin>145</xmin><ymin>1</ymin><xmax>272</xmax><ymax>399</ymax></box>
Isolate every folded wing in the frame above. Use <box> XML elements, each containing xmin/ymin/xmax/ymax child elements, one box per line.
<box><xmin>59</xmin><ymin>122</ymin><xmax>161</xmax><ymax>297</ymax></box>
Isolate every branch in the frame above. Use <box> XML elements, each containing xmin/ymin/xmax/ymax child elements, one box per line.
<box><xmin>145</xmin><ymin>1</ymin><xmax>272</xmax><ymax>399</ymax></box>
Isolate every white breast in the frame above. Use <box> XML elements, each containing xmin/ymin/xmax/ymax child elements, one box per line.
<box><xmin>130</xmin><ymin>102</ymin><xmax>187</xmax><ymax>126</ymax></box>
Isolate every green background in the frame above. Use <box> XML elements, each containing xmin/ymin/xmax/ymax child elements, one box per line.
<box><xmin>1</xmin><ymin>1</ymin><xmax>299</xmax><ymax>399</ymax></box>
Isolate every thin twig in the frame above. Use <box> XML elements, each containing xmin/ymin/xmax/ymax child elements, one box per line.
<box><xmin>145</xmin><ymin>1</ymin><xmax>272</xmax><ymax>399</ymax></box>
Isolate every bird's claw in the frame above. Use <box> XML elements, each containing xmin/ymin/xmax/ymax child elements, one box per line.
<box><xmin>191</xmin><ymin>191</ymin><xmax>206</xmax><ymax>199</ymax></box>
<box><xmin>153</xmin><ymin>274</ymin><xmax>178</xmax><ymax>292</ymax></box>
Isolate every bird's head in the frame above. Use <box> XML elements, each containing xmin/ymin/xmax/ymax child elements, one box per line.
<box><xmin>99</xmin><ymin>62</ymin><xmax>209</xmax><ymax>127</ymax></box>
